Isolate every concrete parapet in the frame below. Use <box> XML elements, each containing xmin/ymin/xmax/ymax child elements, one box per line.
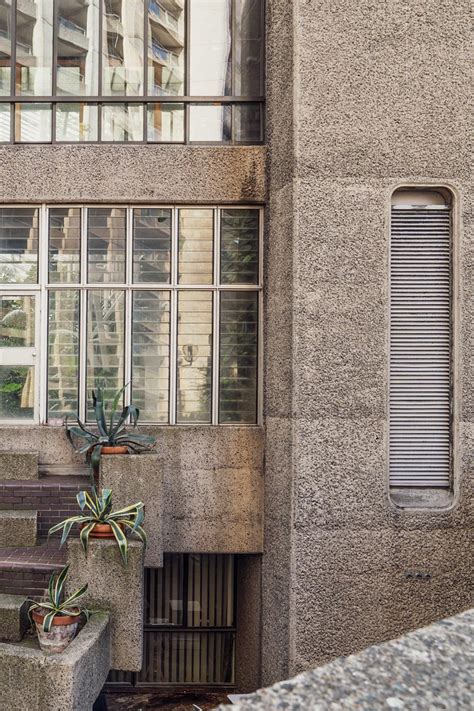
<box><xmin>0</xmin><ymin>451</ymin><xmax>38</xmax><ymax>480</ymax></box>
<box><xmin>0</xmin><ymin>594</ymin><xmax>29</xmax><ymax>642</ymax></box>
<box><xmin>0</xmin><ymin>612</ymin><xmax>110</xmax><ymax>711</ymax></box>
<box><xmin>100</xmin><ymin>453</ymin><xmax>162</xmax><ymax>567</ymax></box>
<box><xmin>66</xmin><ymin>539</ymin><xmax>144</xmax><ymax>672</ymax></box>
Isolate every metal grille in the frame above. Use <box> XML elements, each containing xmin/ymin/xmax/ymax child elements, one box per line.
<box><xmin>389</xmin><ymin>206</ymin><xmax>452</xmax><ymax>487</ymax></box>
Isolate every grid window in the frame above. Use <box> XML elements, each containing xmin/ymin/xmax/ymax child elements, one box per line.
<box><xmin>0</xmin><ymin>0</ymin><xmax>264</xmax><ymax>144</ymax></box>
<box><xmin>0</xmin><ymin>204</ymin><xmax>262</xmax><ymax>425</ymax></box>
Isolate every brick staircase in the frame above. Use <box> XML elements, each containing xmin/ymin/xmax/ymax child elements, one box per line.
<box><xmin>0</xmin><ymin>453</ymin><xmax>88</xmax><ymax>598</ymax></box>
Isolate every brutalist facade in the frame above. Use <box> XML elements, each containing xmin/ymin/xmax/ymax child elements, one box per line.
<box><xmin>0</xmin><ymin>0</ymin><xmax>472</xmax><ymax>695</ymax></box>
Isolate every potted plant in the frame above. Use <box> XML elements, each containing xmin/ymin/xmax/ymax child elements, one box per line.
<box><xmin>28</xmin><ymin>564</ymin><xmax>90</xmax><ymax>654</ymax></box>
<box><xmin>48</xmin><ymin>488</ymin><xmax>147</xmax><ymax>566</ymax></box>
<box><xmin>66</xmin><ymin>385</ymin><xmax>156</xmax><ymax>480</ymax></box>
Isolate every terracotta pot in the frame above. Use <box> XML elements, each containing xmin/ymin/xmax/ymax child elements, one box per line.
<box><xmin>101</xmin><ymin>445</ymin><xmax>128</xmax><ymax>455</ymax></box>
<box><xmin>32</xmin><ymin>608</ymin><xmax>80</xmax><ymax>654</ymax></box>
<box><xmin>81</xmin><ymin>522</ymin><xmax>115</xmax><ymax>539</ymax></box>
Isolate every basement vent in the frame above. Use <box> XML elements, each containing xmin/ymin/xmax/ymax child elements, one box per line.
<box><xmin>389</xmin><ymin>190</ymin><xmax>453</xmax><ymax>488</ymax></box>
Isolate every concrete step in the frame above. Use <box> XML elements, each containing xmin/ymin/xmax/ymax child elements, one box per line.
<box><xmin>0</xmin><ymin>475</ymin><xmax>87</xmax><ymax>540</ymax></box>
<box><xmin>0</xmin><ymin>511</ymin><xmax>37</xmax><ymax>548</ymax></box>
<box><xmin>0</xmin><ymin>593</ymin><xmax>29</xmax><ymax>642</ymax></box>
<box><xmin>0</xmin><ymin>452</ymin><xmax>38</xmax><ymax>481</ymax></box>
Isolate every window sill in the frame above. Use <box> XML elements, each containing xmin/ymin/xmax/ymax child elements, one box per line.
<box><xmin>390</xmin><ymin>487</ymin><xmax>453</xmax><ymax>510</ymax></box>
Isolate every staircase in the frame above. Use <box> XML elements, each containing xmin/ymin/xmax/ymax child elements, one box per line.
<box><xmin>0</xmin><ymin>452</ymin><xmax>88</xmax><ymax>598</ymax></box>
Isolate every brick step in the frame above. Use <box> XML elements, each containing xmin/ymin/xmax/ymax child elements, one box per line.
<box><xmin>0</xmin><ymin>542</ymin><xmax>66</xmax><ymax>598</ymax></box>
<box><xmin>0</xmin><ymin>593</ymin><xmax>29</xmax><ymax>642</ymax></box>
<box><xmin>0</xmin><ymin>475</ymin><xmax>89</xmax><ymax>540</ymax></box>
<box><xmin>0</xmin><ymin>511</ymin><xmax>37</xmax><ymax>548</ymax></box>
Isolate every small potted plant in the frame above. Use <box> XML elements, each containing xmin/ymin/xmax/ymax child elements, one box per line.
<box><xmin>48</xmin><ymin>488</ymin><xmax>147</xmax><ymax>566</ymax></box>
<box><xmin>28</xmin><ymin>564</ymin><xmax>90</xmax><ymax>654</ymax></box>
<box><xmin>66</xmin><ymin>385</ymin><xmax>156</xmax><ymax>480</ymax></box>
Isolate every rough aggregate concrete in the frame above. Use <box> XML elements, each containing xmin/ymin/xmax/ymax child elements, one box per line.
<box><xmin>0</xmin><ymin>594</ymin><xmax>28</xmax><ymax>642</ymax></box>
<box><xmin>0</xmin><ymin>510</ymin><xmax>37</xmax><ymax>547</ymax></box>
<box><xmin>0</xmin><ymin>451</ymin><xmax>38</xmax><ymax>480</ymax></box>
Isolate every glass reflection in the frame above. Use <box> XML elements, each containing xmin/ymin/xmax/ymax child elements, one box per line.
<box><xmin>147</xmin><ymin>0</ymin><xmax>184</xmax><ymax>96</ymax></box>
<box><xmin>147</xmin><ymin>102</ymin><xmax>183</xmax><ymax>142</ymax></box>
<box><xmin>102</xmin><ymin>102</ymin><xmax>143</xmax><ymax>141</ymax></box>
<box><xmin>190</xmin><ymin>0</ymin><xmax>231</xmax><ymax>96</ymax></box>
<box><xmin>133</xmin><ymin>208</ymin><xmax>171</xmax><ymax>283</ymax></box>
<box><xmin>56</xmin><ymin>103</ymin><xmax>98</xmax><ymax>142</ymax></box>
<box><xmin>235</xmin><ymin>0</ymin><xmax>263</xmax><ymax>95</ymax></box>
<box><xmin>0</xmin><ymin>295</ymin><xmax>35</xmax><ymax>346</ymax></box>
<box><xmin>235</xmin><ymin>103</ymin><xmax>262</xmax><ymax>143</ymax></box>
<box><xmin>87</xmin><ymin>207</ymin><xmax>126</xmax><ymax>284</ymax></box>
<box><xmin>15</xmin><ymin>0</ymin><xmax>53</xmax><ymax>95</ymax></box>
<box><xmin>49</xmin><ymin>208</ymin><xmax>81</xmax><ymax>284</ymax></box>
<box><xmin>0</xmin><ymin>102</ymin><xmax>9</xmax><ymax>141</ymax></box>
<box><xmin>0</xmin><ymin>207</ymin><xmax>38</xmax><ymax>283</ymax></box>
<box><xmin>56</xmin><ymin>0</ymin><xmax>100</xmax><ymax>96</ymax></box>
<box><xmin>48</xmin><ymin>290</ymin><xmax>79</xmax><ymax>418</ymax></box>
<box><xmin>102</xmin><ymin>0</ymin><xmax>144</xmax><ymax>96</ymax></box>
<box><xmin>220</xmin><ymin>209</ymin><xmax>259</xmax><ymax>284</ymax></box>
<box><xmin>189</xmin><ymin>104</ymin><xmax>231</xmax><ymax>142</ymax></box>
<box><xmin>15</xmin><ymin>103</ymin><xmax>52</xmax><ymax>142</ymax></box>
<box><xmin>178</xmin><ymin>209</ymin><xmax>214</xmax><ymax>285</ymax></box>
<box><xmin>0</xmin><ymin>366</ymin><xmax>34</xmax><ymax>419</ymax></box>
<box><xmin>0</xmin><ymin>0</ymin><xmax>11</xmax><ymax>95</ymax></box>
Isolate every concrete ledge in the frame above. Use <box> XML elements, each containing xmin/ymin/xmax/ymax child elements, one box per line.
<box><xmin>0</xmin><ymin>451</ymin><xmax>38</xmax><ymax>480</ymax></box>
<box><xmin>0</xmin><ymin>612</ymin><xmax>110</xmax><ymax>711</ymax></box>
<box><xmin>217</xmin><ymin>609</ymin><xmax>474</xmax><ymax>710</ymax></box>
<box><xmin>0</xmin><ymin>594</ymin><xmax>29</xmax><ymax>642</ymax></box>
<box><xmin>0</xmin><ymin>510</ymin><xmax>37</xmax><ymax>547</ymax></box>
<box><xmin>66</xmin><ymin>539</ymin><xmax>144</xmax><ymax>672</ymax></box>
<box><xmin>101</xmin><ymin>453</ymin><xmax>162</xmax><ymax>567</ymax></box>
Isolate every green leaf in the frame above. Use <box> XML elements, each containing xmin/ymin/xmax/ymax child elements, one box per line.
<box><xmin>53</xmin><ymin>564</ymin><xmax>70</xmax><ymax>607</ymax></box>
<box><xmin>42</xmin><ymin>610</ymin><xmax>59</xmax><ymax>633</ymax></box>
<box><xmin>109</xmin><ymin>520</ymin><xmax>129</xmax><ymax>565</ymax></box>
<box><xmin>79</xmin><ymin>521</ymin><xmax>96</xmax><ymax>556</ymax></box>
<box><xmin>122</xmin><ymin>520</ymin><xmax>147</xmax><ymax>547</ymax></box>
<box><xmin>62</xmin><ymin>583</ymin><xmax>88</xmax><ymax>609</ymax></box>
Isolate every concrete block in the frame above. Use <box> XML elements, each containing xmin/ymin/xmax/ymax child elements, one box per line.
<box><xmin>0</xmin><ymin>451</ymin><xmax>38</xmax><ymax>480</ymax></box>
<box><xmin>0</xmin><ymin>594</ymin><xmax>29</xmax><ymax>642</ymax></box>
<box><xmin>0</xmin><ymin>612</ymin><xmax>110</xmax><ymax>711</ymax></box>
<box><xmin>0</xmin><ymin>510</ymin><xmax>37</xmax><ymax>547</ymax></box>
<box><xmin>100</xmin><ymin>454</ymin><xmax>162</xmax><ymax>567</ymax></box>
<box><xmin>66</xmin><ymin>539</ymin><xmax>144</xmax><ymax>672</ymax></box>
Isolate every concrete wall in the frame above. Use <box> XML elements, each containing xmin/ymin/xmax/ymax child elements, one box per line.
<box><xmin>263</xmin><ymin>0</ymin><xmax>473</xmax><ymax>684</ymax></box>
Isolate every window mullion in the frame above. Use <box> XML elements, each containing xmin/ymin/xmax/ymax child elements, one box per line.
<box><xmin>125</xmin><ymin>207</ymin><xmax>134</xmax><ymax>410</ymax></box>
<box><xmin>212</xmin><ymin>209</ymin><xmax>221</xmax><ymax>425</ymax></box>
<box><xmin>169</xmin><ymin>208</ymin><xmax>179</xmax><ymax>425</ymax></box>
<box><xmin>39</xmin><ymin>205</ymin><xmax>49</xmax><ymax>423</ymax></box>
<box><xmin>79</xmin><ymin>207</ymin><xmax>88</xmax><ymax>421</ymax></box>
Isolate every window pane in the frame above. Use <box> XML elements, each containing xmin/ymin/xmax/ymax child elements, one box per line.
<box><xmin>0</xmin><ymin>366</ymin><xmax>34</xmax><ymax>419</ymax></box>
<box><xmin>0</xmin><ymin>102</ymin><xmax>9</xmax><ymax>141</ymax></box>
<box><xmin>0</xmin><ymin>0</ymin><xmax>11</xmax><ymax>95</ymax></box>
<box><xmin>0</xmin><ymin>207</ymin><xmax>38</xmax><ymax>283</ymax></box>
<box><xmin>15</xmin><ymin>1</ymin><xmax>53</xmax><ymax>95</ymax></box>
<box><xmin>178</xmin><ymin>209</ymin><xmax>213</xmax><ymax>285</ymax></box>
<box><xmin>219</xmin><ymin>291</ymin><xmax>258</xmax><ymax>424</ymax></box>
<box><xmin>235</xmin><ymin>0</ymin><xmax>263</xmax><ymax>95</ymax></box>
<box><xmin>15</xmin><ymin>103</ymin><xmax>52</xmax><ymax>142</ymax></box>
<box><xmin>56</xmin><ymin>103</ymin><xmax>98</xmax><ymax>142</ymax></box>
<box><xmin>132</xmin><ymin>290</ymin><xmax>170</xmax><ymax>422</ymax></box>
<box><xmin>147</xmin><ymin>1</ymin><xmax>185</xmax><ymax>96</ymax></box>
<box><xmin>133</xmin><ymin>208</ymin><xmax>171</xmax><ymax>284</ymax></box>
<box><xmin>177</xmin><ymin>291</ymin><xmax>212</xmax><ymax>424</ymax></box>
<box><xmin>49</xmin><ymin>208</ymin><xmax>81</xmax><ymax>284</ymax></box>
<box><xmin>56</xmin><ymin>0</ymin><xmax>100</xmax><ymax>96</ymax></box>
<box><xmin>147</xmin><ymin>103</ymin><xmax>184</xmax><ymax>142</ymax></box>
<box><xmin>102</xmin><ymin>103</ymin><xmax>143</xmax><ymax>141</ymax></box>
<box><xmin>190</xmin><ymin>0</ymin><xmax>231</xmax><ymax>96</ymax></box>
<box><xmin>220</xmin><ymin>209</ymin><xmax>259</xmax><ymax>285</ymax></box>
<box><xmin>235</xmin><ymin>103</ymin><xmax>262</xmax><ymax>143</ymax></box>
<box><xmin>87</xmin><ymin>208</ymin><xmax>126</xmax><ymax>284</ymax></box>
<box><xmin>47</xmin><ymin>290</ymin><xmax>79</xmax><ymax>419</ymax></box>
<box><xmin>102</xmin><ymin>0</ymin><xmax>144</xmax><ymax>96</ymax></box>
<box><xmin>87</xmin><ymin>290</ymin><xmax>124</xmax><ymax>417</ymax></box>
<box><xmin>0</xmin><ymin>295</ymin><xmax>35</xmax><ymax>347</ymax></box>
<box><xmin>189</xmin><ymin>104</ymin><xmax>231</xmax><ymax>143</ymax></box>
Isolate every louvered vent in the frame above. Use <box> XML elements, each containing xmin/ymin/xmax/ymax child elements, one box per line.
<box><xmin>390</xmin><ymin>205</ymin><xmax>452</xmax><ymax>487</ymax></box>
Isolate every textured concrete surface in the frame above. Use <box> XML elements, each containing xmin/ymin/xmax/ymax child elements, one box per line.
<box><xmin>0</xmin><ymin>451</ymin><xmax>38</xmax><ymax>480</ymax></box>
<box><xmin>101</xmin><ymin>454</ymin><xmax>163</xmax><ymax>567</ymax></box>
<box><xmin>0</xmin><ymin>145</ymin><xmax>265</xmax><ymax>204</ymax></box>
<box><xmin>0</xmin><ymin>612</ymin><xmax>110</xmax><ymax>711</ymax></box>
<box><xmin>262</xmin><ymin>0</ymin><xmax>473</xmax><ymax>685</ymax></box>
<box><xmin>0</xmin><ymin>594</ymin><xmax>28</xmax><ymax>642</ymax></box>
<box><xmin>0</xmin><ymin>510</ymin><xmax>37</xmax><ymax>547</ymax></box>
<box><xmin>217</xmin><ymin>610</ymin><xmax>474</xmax><ymax>710</ymax></box>
<box><xmin>66</xmin><ymin>539</ymin><xmax>144</xmax><ymax>672</ymax></box>
<box><xmin>235</xmin><ymin>556</ymin><xmax>262</xmax><ymax>693</ymax></box>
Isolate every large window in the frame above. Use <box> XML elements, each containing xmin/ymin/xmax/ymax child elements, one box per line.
<box><xmin>389</xmin><ymin>188</ymin><xmax>453</xmax><ymax>490</ymax></box>
<box><xmin>0</xmin><ymin>0</ymin><xmax>264</xmax><ymax>144</ymax></box>
<box><xmin>0</xmin><ymin>204</ymin><xmax>262</xmax><ymax>425</ymax></box>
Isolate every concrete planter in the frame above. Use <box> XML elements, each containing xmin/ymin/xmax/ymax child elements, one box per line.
<box><xmin>32</xmin><ymin>609</ymin><xmax>79</xmax><ymax>654</ymax></box>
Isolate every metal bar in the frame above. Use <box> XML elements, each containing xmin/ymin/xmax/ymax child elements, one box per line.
<box><xmin>0</xmin><ymin>95</ymin><xmax>265</xmax><ymax>103</ymax></box>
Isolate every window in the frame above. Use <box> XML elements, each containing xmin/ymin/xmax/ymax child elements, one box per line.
<box><xmin>108</xmin><ymin>555</ymin><xmax>236</xmax><ymax>687</ymax></box>
<box><xmin>389</xmin><ymin>188</ymin><xmax>453</xmax><ymax>491</ymax></box>
<box><xmin>0</xmin><ymin>204</ymin><xmax>262</xmax><ymax>425</ymax></box>
<box><xmin>0</xmin><ymin>0</ymin><xmax>264</xmax><ymax>144</ymax></box>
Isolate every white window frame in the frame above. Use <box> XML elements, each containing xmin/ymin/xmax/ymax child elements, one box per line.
<box><xmin>0</xmin><ymin>204</ymin><xmax>264</xmax><ymax>426</ymax></box>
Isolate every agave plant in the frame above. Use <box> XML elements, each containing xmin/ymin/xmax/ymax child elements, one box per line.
<box><xmin>49</xmin><ymin>488</ymin><xmax>147</xmax><ymax>566</ymax></box>
<box><xmin>66</xmin><ymin>385</ymin><xmax>156</xmax><ymax>477</ymax></box>
<box><xmin>28</xmin><ymin>564</ymin><xmax>90</xmax><ymax>632</ymax></box>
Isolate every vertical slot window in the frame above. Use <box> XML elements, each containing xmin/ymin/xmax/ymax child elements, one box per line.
<box><xmin>133</xmin><ymin>208</ymin><xmax>171</xmax><ymax>284</ymax></box>
<box><xmin>47</xmin><ymin>290</ymin><xmax>80</xmax><ymax>419</ymax></box>
<box><xmin>0</xmin><ymin>206</ymin><xmax>38</xmax><ymax>283</ymax></box>
<box><xmin>178</xmin><ymin>209</ymin><xmax>214</xmax><ymax>285</ymax></box>
<box><xmin>87</xmin><ymin>207</ymin><xmax>126</xmax><ymax>284</ymax></box>
<box><xmin>48</xmin><ymin>207</ymin><xmax>81</xmax><ymax>284</ymax></box>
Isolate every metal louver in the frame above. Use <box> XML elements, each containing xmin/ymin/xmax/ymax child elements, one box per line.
<box><xmin>389</xmin><ymin>205</ymin><xmax>452</xmax><ymax>487</ymax></box>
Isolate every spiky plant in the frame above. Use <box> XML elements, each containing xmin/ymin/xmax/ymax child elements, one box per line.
<box><xmin>28</xmin><ymin>564</ymin><xmax>90</xmax><ymax>632</ymax></box>
<box><xmin>48</xmin><ymin>488</ymin><xmax>146</xmax><ymax>566</ymax></box>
